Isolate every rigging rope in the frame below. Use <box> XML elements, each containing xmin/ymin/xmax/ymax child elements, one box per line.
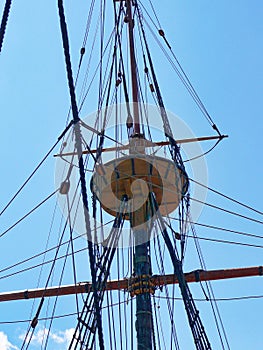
<box><xmin>0</xmin><ymin>121</ymin><xmax>73</xmax><ymax>218</ymax></box>
<box><xmin>68</xmin><ymin>203</ymin><xmax>126</xmax><ymax>349</ymax></box>
<box><xmin>3</xmin><ymin>226</ymin><xmax>263</xmax><ymax>284</ymax></box>
<box><xmin>189</xmin><ymin>219</ymin><xmax>230</xmax><ymax>350</ymax></box>
<box><xmin>0</xmin><ymin>0</ymin><xmax>12</xmax><ymax>53</ymax></box>
<box><xmin>0</xmin><ymin>189</ymin><xmax>58</xmax><ymax>239</ymax></box>
<box><xmin>1</xmin><ymin>293</ymin><xmax>262</xmax><ymax>325</ymax></box>
<box><xmin>57</xmin><ymin>0</ymin><xmax>104</xmax><ymax>347</ymax></box>
<box><xmin>43</xmin><ymin>236</ymin><xmax>73</xmax><ymax>350</ymax></box>
<box><xmin>168</xmin><ymin>217</ymin><xmax>263</xmax><ymax>241</ymax></box>
<box><xmin>189</xmin><ymin>178</ymin><xmax>263</xmax><ymax>216</ymax></box>
<box><xmin>0</xmin><ymin>220</ymin><xmax>114</xmax><ymax>277</ymax></box>
<box><xmin>136</xmin><ymin>5</ymin><xmax>188</xmax><ymax>176</ymax></box>
<box><xmin>20</xmin><ymin>215</ymin><xmax>70</xmax><ymax>349</ymax></box>
<box><xmin>151</xmin><ymin>192</ymin><xmax>212</xmax><ymax>350</ymax></box>
<box><xmin>189</xmin><ymin>196</ymin><xmax>263</xmax><ymax>225</ymax></box>
<box><xmin>141</xmin><ymin>13</ymin><xmax>222</xmax><ymax>136</ymax></box>
<box><xmin>184</xmin><ymin>234</ymin><xmax>263</xmax><ymax>249</ymax></box>
<box><xmin>66</xmin><ymin>194</ymin><xmax>81</xmax><ymax>339</ymax></box>
<box><xmin>183</xmin><ymin>137</ymin><xmax>223</xmax><ymax>162</ymax></box>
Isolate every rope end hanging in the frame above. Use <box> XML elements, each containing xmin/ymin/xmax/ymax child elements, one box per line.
<box><xmin>158</xmin><ymin>28</ymin><xmax>171</xmax><ymax>49</ymax></box>
<box><xmin>158</xmin><ymin>29</ymin><xmax>164</xmax><ymax>37</ymax></box>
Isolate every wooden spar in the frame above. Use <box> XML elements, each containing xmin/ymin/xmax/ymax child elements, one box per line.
<box><xmin>54</xmin><ymin>134</ymin><xmax>228</xmax><ymax>157</ymax></box>
<box><xmin>0</xmin><ymin>265</ymin><xmax>261</xmax><ymax>303</ymax></box>
<box><xmin>126</xmin><ymin>0</ymin><xmax>140</xmax><ymax>134</ymax></box>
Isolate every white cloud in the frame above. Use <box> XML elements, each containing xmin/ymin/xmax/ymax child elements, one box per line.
<box><xmin>63</xmin><ymin>328</ymin><xmax>77</xmax><ymax>347</ymax></box>
<box><xmin>19</xmin><ymin>327</ymin><xmax>76</xmax><ymax>347</ymax></box>
<box><xmin>0</xmin><ymin>332</ymin><xmax>18</xmax><ymax>350</ymax></box>
<box><xmin>0</xmin><ymin>327</ymin><xmax>76</xmax><ymax>350</ymax></box>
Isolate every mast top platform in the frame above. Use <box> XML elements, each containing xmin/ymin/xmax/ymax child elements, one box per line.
<box><xmin>91</xmin><ymin>152</ymin><xmax>188</xmax><ymax>219</ymax></box>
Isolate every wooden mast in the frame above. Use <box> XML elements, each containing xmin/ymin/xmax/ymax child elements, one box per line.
<box><xmin>126</xmin><ymin>0</ymin><xmax>140</xmax><ymax>135</ymax></box>
<box><xmin>125</xmin><ymin>1</ymin><xmax>154</xmax><ymax>348</ymax></box>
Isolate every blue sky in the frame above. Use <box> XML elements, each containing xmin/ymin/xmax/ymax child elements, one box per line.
<box><xmin>0</xmin><ymin>1</ymin><xmax>263</xmax><ymax>349</ymax></box>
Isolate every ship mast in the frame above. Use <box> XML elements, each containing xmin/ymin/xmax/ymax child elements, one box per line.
<box><xmin>126</xmin><ymin>1</ymin><xmax>153</xmax><ymax>347</ymax></box>
<box><xmin>1</xmin><ymin>1</ymin><xmax>262</xmax><ymax>349</ymax></box>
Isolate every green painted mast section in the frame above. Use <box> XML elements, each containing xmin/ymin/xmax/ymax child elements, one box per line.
<box><xmin>131</xmin><ymin>192</ymin><xmax>153</xmax><ymax>350</ymax></box>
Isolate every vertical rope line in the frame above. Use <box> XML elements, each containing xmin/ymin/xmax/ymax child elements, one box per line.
<box><xmin>66</xmin><ymin>194</ymin><xmax>81</xmax><ymax>340</ymax></box>
<box><xmin>57</xmin><ymin>1</ymin><xmax>104</xmax><ymax>348</ymax></box>
<box><xmin>0</xmin><ymin>0</ymin><xmax>12</xmax><ymax>53</ymax></box>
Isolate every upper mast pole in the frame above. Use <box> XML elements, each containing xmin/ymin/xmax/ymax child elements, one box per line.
<box><xmin>125</xmin><ymin>1</ymin><xmax>153</xmax><ymax>349</ymax></box>
<box><xmin>126</xmin><ymin>0</ymin><xmax>140</xmax><ymax>135</ymax></box>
